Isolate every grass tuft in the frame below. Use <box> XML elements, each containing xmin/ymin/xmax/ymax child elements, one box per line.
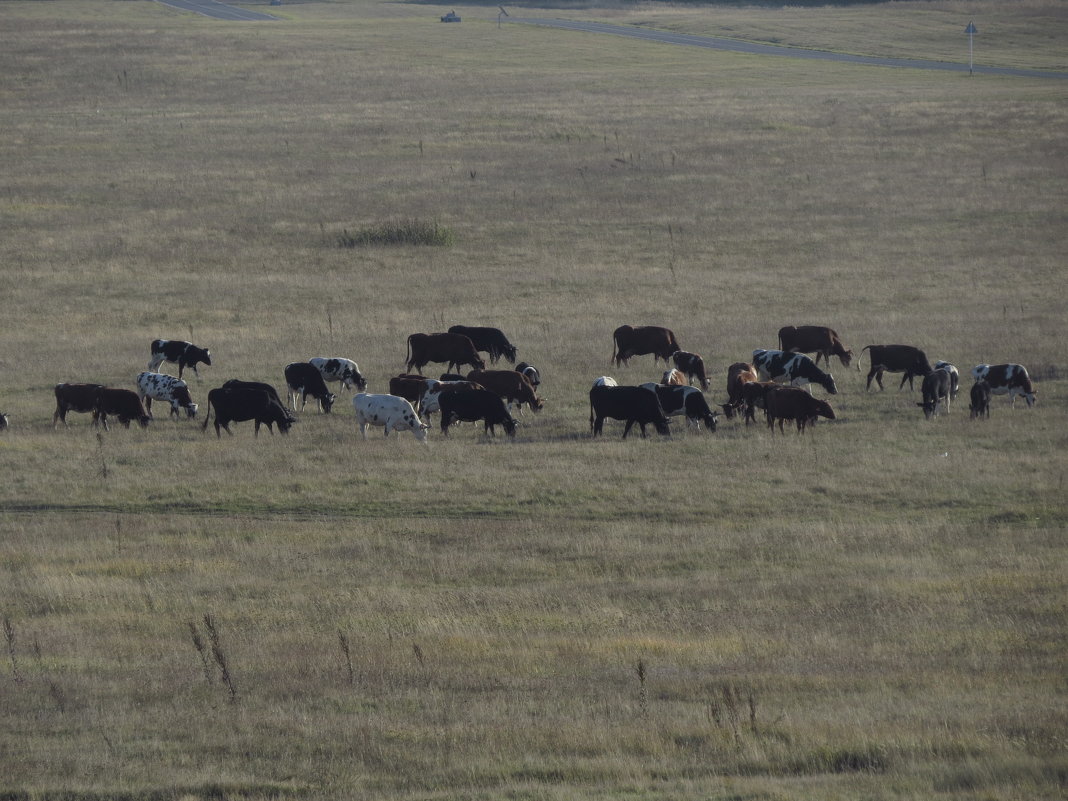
<box><xmin>337</xmin><ymin>220</ymin><xmax>454</xmax><ymax>248</ymax></box>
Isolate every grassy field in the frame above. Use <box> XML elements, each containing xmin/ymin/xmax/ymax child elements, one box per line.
<box><xmin>1</xmin><ymin>1</ymin><xmax>1066</xmax><ymax>798</ymax></box>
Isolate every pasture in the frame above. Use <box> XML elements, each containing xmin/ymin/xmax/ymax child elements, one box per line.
<box><xmin>1</xmin><ymin>1</ymin><xmax>1066</xmax><ymax>798</ymax></box>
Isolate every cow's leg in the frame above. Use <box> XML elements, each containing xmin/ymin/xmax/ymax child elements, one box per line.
<box><xmin>621</xmin><ymin>419</ymin><xmax>635</xmax><ymax>439</ymax></box>
<box><xmin>899</xmin><ymin>372</ymin><xmax>910</xmax><ymax>391</ymax></box>
<box><xmin>593</xmin><ymin>415</ymin><xmax>604</xmax><ymax>437</ymax></box>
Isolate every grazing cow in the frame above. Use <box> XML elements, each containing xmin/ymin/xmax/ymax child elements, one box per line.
<box><xmin>933</xmin><ymin>361</ymin><xmax>960</xmax><ymax>398</ymax></box>
<box><xmin>439</xmin><ymin>373</ymin><xmax>467</xmax><ymax>382</ymax></box>
<box><xmin>722</xmin><ymin>362</ymin><xmax>759</xmax><ymax>419</ymax></box>
<box><xmin>202</xmin><ymin>387</ymin><xmax>295</xmax><ymax>437</ymax></box>
<box><xmin>639</xmin><ymin>383</ymin><xmax>718</xmax><ymax>431</ymax></box>
<box><xmin>612</xmin><ymin>325</ymin><xmax>681</xmax><ymax>367</ymax></box>
<box><xmin>752</xmin><ymin>349</ymin><xmax>838</xmax><ymax>395</ymax></box>
<box><xmin>419</xmin><ymin>380</ymin><xmax>484</xmax><ymax>417</ymax></box>
<box><xmin>353</xmin><ymin>393</ymin><xmax>429</xmax><ymax>442</ymax></box>
<box><xmin>592</xmin><ymin>376</ymin><xmax>618</xmax><ymax>388</ymax></box>
<box><xmin>969</xmin><ymin>380</ymin><xmax>992</xmax><ymax>419</ymax></box>
<box><xmin>589</xmin><ymin>385</ymin><xmax>671</xmax><ymax>439</ymax></box>
<box><xmin>135</xmin><ymin>372</ymin><xmax>197</xmax><ymax>419</ymax></box>
<box><xmin>739</xmin><ymin>381</ymin><xmax>779</xmax><ymax>425</ymax></box>
<box><xmin>95</xmin><ymin>388</ymin><xmax>151</xmax><ymax>430</ymax></box>
<box><xmin>148</xmin><ymin>339</ymin><xmax>211</xmax><ymax>380</ymax></box>
<box><xmin>53</xmin><ymin>383</ymin><xmax>105</xmax><ymax>428</ymax></box>
<box><xmin>222</xmin><ymin>379</ymin><xmax>286</xmax><ymax>407</ymax></box>
<box><xmin>661</xmin><ymin>368</ymin><xmax>686</xmax><ymax>386</ymax></box>
<box><xmin>284</xmin><ymin>362</ymin><xmax>336</xmax><ymax>413</ymax></box>
<box><xmin>438</xmin><ymin>388</ymin><xmax>518</xmax><ymax>438</ymax></box>
<box><xmin>388</xmin><ymin>374</ymin><xmax>433</xmax><ymax>406</ymax></box>
<box><xmin>764</xmin><ymin>386</ymin><xmax>835</xmax><ymax>434</ymax></box>
<box><xmin>971</xmin><ymin>364</ymin><xmax>1036</xmax><ymax>408</ymax></box>
<box><xmin>670</xmin><ymin>351</ymin><xmax>710</xmax><ymax>390</ymax></box>
<box><xmin>467</xmin><ymin>369</ymin><xmax>544</xmax><ymax>415</ymax></box>
<box><xmin>0</xmin><ymin>413</ymin><xmax>9</xmax><ymax>431</ymax></box>
<box><xmin>515</xmin><ymin>362</ymin><xmax>541</xmax><ymax>389</ymax></box>
<box><xmin>406</xmin><ymin>333</ymin><xmax>486</xmax><ymax>375</ymax></box>
<box><xmin>309</xmin><ymin>357</ymin><xmax>367</xmax><ymax>393</ymax></box>
<box><xmin>917</xmin><ymin>368</ymin><xmax>953</xmax><ymax>419</ymax></box>
<box><xmin>778</xmin><ymin>325</ymin><xmax>854</xmax><ymax>369</ymax></box>
<box><xmin>447</xmin><ymin>325</ymin><xmax>518</xmax><ymax>365</ymax></box>
<box><xmin>861</xmin><ymin>345</ymin><xmax>933</xmax><ymax>391</ymax></box>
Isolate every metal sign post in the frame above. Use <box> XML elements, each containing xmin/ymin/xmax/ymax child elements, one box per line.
<box><xmin>965</xmin><ymin>21</ymin><xmax>978</xmax><ymax>75</ymax></box>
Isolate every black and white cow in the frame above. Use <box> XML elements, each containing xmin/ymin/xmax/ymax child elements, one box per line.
<box><xmin>0</xmin><ymin>412</ymin><xmax>9</xmax><ymax>431</ymax></box>
<box><xmin>284</xmin><ymin>362</ymin><xmax>336</xmax><ymax>413</ymax></box>
<box><xmin>148</xmin><ymin>339</ymin><xmax>212</xmax><ymax>380</ymax></box>
<box><xmin>969</xmin><ymin>380</ymin><xmax>991</xmax><ymax>419</ymax></box>
<box><xmin>202</xmin><ymin>387</ymin><xmax>296</xmax><ymax>437</ymax></box>
<box><xmin>135</xmin><ymin>372</ymin><xmax>198</xmax><ymax>419</ymax></box>
<box><xmin>916</xmin><ymin>368</ymin><xmax>953</xmax><ymax>420</ymax></box>
<box><xmin>933</xmin><ymin>361</ymin><xmax>960</xmax><ymax>399</ymax></box>
<box><xmin>639</xmin><ymin>383</ymin><xmax>718</xmax><ymax>431</ymax></box>
<box><xmin>752</xmin><ymin>349</ymin><xmax>838</xmax><ymax>395</ymax></box>
<box><xmin>589</xmin><ymin>385</ymin><xmax>671</xmax><ymax>439</ymax></box>
<box><xmin>309</xmin><ymin>357</ymin><xmax>367</xmax><ymax>393</ymax></box>
<box><xmin>971</xmin><ymin>364</ymin><xmax>1036</xmax><ymax>408</ymax></box>
<box><xmin>515</xmin><ymin>362</ymin><xmax>541</xmax><ymax>389</ymax></box>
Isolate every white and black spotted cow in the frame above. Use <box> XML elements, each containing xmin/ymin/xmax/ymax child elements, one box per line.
<box><xmin>752</xmin><ymin>349</ymin><xmax>838</xmax><ymax>395</ymax></box>
<box><xmin>148</xmin><ymin>339</ymin><xmax>212</xmax><ymax>380</ymax></box>
<box><xmin>136</xmin><ymin>371</ymin><xmax>198</xmax><ymax>419</ymax></box>
<box><xmin>933</xmin><ymin>361</ymin><xmax>960</xmax><ymax>399</ymax></box>
<box><xmin>352</xmin><ymin>393</ymin><xmax>429</xmax><ymax>442</ymax></box>
<box><xmin>971</xmin><ymin>363</ymin><xmax>1037</xmax><ymax>408</ymax></box>
<box><xmin>309</xmin><ymin>357</ymin><xmax>367</xmax><ymax>394</ymax></box>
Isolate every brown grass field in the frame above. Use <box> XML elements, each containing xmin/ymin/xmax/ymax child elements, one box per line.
<box><xmin>1</xmin><ymin>1</ymin><xmax>1066</xmax><ymax>798</ymax></box>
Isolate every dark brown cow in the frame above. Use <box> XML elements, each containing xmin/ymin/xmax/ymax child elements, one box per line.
<box><xmin>388</xmin><ymin>374</ymin><xmax>433</xmax><ymax>406</ymax></box>
<box><xmin>861</xmin><ymin>345</ymin><xmax>933</xmax><ymax>391</ymax></box>
<box><xmin>53</xmin><ymin>383</ymin><xmax>105</xmax><ymax>428</ymax></box>
<box><xmin>406</xmin><ymin>333</ymin><xmax>486</xmax><ymax>374</ymax></box>
<box><xmin>467</xmin><ymin>369</ymin><xmax>544</xmax><ymax>414</ymax></box>
<box><xmin>95</xmin><ymin>388</ymin><xmax>151</xmax><ymax>430</ymax></box>
<box><xmin>765</xmin><ymin>386</ymin><xmax>835</xmax><ymax>434</ymax></box>
<box><xmin>670</xmin><ymin>351</ymin><xmax>710</xmax><ymax>390</ymax></box>
<box><xmin>721</xmin><ymin>363</ymin><xmax>758</xmax><ymax>420</ymax></box>
<box><xmin>612</xmin><ymin>325</ymin><xmax>681</xmax><ymax>367</ymax></box>
<box><xmin>739</xmin><ymin>380</ymin><xmax>779</xmax><ymax>425</ymax></box>
<box><xmin>778</xmin><ymin>325</ymin><xmax>854</xmax><ymax>369</ymax></box>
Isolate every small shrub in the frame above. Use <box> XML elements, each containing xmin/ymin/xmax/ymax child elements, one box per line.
<box><xmin>337</xmin><ymin>220</ymin><xmax>454</xmax><ymax>248</ymax></box>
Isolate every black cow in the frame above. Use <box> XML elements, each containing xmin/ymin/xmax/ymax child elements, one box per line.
<box><xmin>589</xmin><ymin>385</ymin><xmax>671</xmax><ymax>439</ymax></box>
<box><xmin>53</xmin><ymin>383</ymin><xmax>105</xmax><ymax>427</ymax></box>
<box><xmin>448</xmin><ymin>325</ymin><xmax>518</xmax><ymax>365</ymax></box>
<box><xmin>222</xmin><ymin>379</ymin><xmax>287</xmax><ymax>408</ymax></box>
<box><xmin>406</xmin><ymin>333</ymin><xmax>486</xmax><ymax>374</ymax></box>
<box><xmin>969</xmin><ymin>380</ymin><xmax>992</xmax><ymax>419</ymax></box>
<box><xmin>861</xmin><ymin>345</ymin><xmax>933</xmax><ymax>391</ymax></box>
<box><xmin>202</xmin><ymin>387</ymin><xmax>296</xmax><ymax>437</ymax></box>
<box><xmin>670</xmin><ymin>351</ymin><xmax>710</xmax><ymax>390</ymax></box>
<box><xmin>95</xmin><ymin>388</ymin><xmax>151</xmax><ymax>430</ymax></box>
<box><xmin>284</xmin><ymin>362</ymin><xmax>336</xmax><ymax>413</ymax></box>
<box><xmin>438</xmin><ymin>388</ymin><xmax>518</xmax><ymax>437</ymax></box>
<box><xmin>148</xmin><ymin>339</ymin><xmax>212</xmax><ymax>380</ymax></box>
<box><xmin>917</xmin><ymin>368</ymin><xmax>953</xmax><ymax>419</ymax></box>
<box><xmin>640</xmin><ymin>383</ymin><xmax>718</xmax><ymax>431</ymax></box>
<box><xmin>612</xmin><ymin>325</ymin><xmax>681</xmax><ymax>367</ymax></box>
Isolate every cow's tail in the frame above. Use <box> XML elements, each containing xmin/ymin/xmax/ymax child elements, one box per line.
<box><xmin>589</xmin><ymin>395</ymin><xmax>595</xmax><ymax>432</ymax></box>
<box><xmin>201</xmin><ymin>395</ymin><xmax>212</xmax><ymax>433</ymax></box>
<box><xmin>860</xmin><ymin>345</ymin><xmax>872</xmax><ymax>368</ymax></box>
<box><xmin>405</xmin><ymin>335</ymin><xmax>413</xmax><ymax>370</ymax></box>
<box><xmin>610</xmin><ymin>333</ymin><xmax>618</xmax><ymax>367</ymax></box>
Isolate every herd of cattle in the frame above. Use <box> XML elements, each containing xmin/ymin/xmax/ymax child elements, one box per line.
<box><xmin>6</xmin><ymin>323</ymin><xmax>1039</xmax><ymax>442</ymax></box>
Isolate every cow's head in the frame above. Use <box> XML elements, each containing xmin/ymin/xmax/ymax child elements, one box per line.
<box><xmin>473</xmin><ymin>356</ymin><xmax>487</xmax><ymax>371</ymax></box>
<box><xmin>348</xmin><ymin>369</ymin><xmax>368</xmax><ymax>392</ymax></box>
<box><xmin>414</xmin><ymin>422</ymin><xmax>430</xmax><ymax>443</ymax></box>
<box><xmin>502</xmin><ymin>418</ymin><xmax>519</xmax><ymax>437</ymax></box>
<box><xmin>195</xmin><ymin>347</ymin><xmax>211</xmax><ymax>366</ymax></box>
<box><xmin>184</xmin><ymin>403</ymin><xmax>199</xmax><ymax>419</ymax></box>
<box><xmin>321</xmin><ymin>393</ymin><xmax>337</xmax><ymax>413</ymax></box>
<box><xmin>821</xmin><ymin>373</ymin><xmax>838</xmax><ymax>395</ymax></box>
<box><xmin>701</xmin><ymin>411</ymin><xmax>718</xmax><ymax>432</ymax></box>
<box><xmin>654</xmin><ymin>418</ymin><xmax>671</xmax><ymax>436</ymax></box>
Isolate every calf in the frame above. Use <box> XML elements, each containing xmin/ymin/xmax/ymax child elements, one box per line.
<box><xmin>765</xmin><ymin>386</ymin><xmax>835</xmax><ymax>434</ymax></box>
<box><xmin>778</xmin><ymin>325</ymin><xmax>854</xmax><ymax>369</ymax></box>
<box><xmin>969</xmin><ymin>380</ymin><xmax>992</xmax><ymax>419</ymax></box>
<box><xmin>515</xmin><ymin>362</ymin><xmax>541</xmax><ymax>389</ymax></box>
<box><xmin>136</xmin><ymin>372</ymin><xmax>197</xmax><ymax>419</ymax></box>
<box><xmin>721</xmin><ymin>362</ymin><xmax>759</xmax><ymax>419</ymax></box>
<box><xmin>95</xmin><ymin>388</ymin><xmax>151</xmax><ymax>430</ymax></box>
<box><xmin>670</xmin><ymin>351</ymin><xmax>710</xmax><ymax>390</ymax></box>
<box><xmin>53</xmin><ymin>383</ymin><xmax>105</xmax><ymax>428</ymax></box>
<box><xmin>752</xmin><ymin>349</ymin><xmax>838</xmax><ymax>395</ymax></box>
<box><xmin>861</xmin><ymin>344</ymin><xmax>932</xmax><ymax>391</ymax></box>
<box><xmin>740</xmin><ymin>381</ymin><xmax>779</xmax><ymax>426</ymax></box>
<box><xmin>639</xmin><ymin>383</ymin><xmax>718</xmax><ymax>431</ymax></box>
<box><xmin>284</xmin><ymin>362</ymin><xmax>336</xmax><ymax>413</ymax></box>
<box><xmin>309</xmin><ymin>357</ymin><xmax>367</xmax><ymax>393</ymax></box>
<box><xmin>148</xmin><ymin>339</ymin><xmax>211</xmax><ymax>380</ymax></box>
<box><xmin>589</xmin><ymin>385</ymin><xmax>670</xmax><ymax>439</ymax></box>
<box><xmin>467</xmin><ymin>369</ymin><xmax>544</xmax><ymax>415</ymax></box>
<box><xmin>971</xmin><ymin>363</ymin><xmax>1036</xmax><ymax>408</ymax></box>
<box><xmin>447</xmin><ymin>325</ymin><xmax>518</xmax><ymax>364</ymax></box>
<box><xmin>933</xmin><ymin>360</ymin><xmax>960</xmax><ymax>398</ymax></box>
<box><xmin>917</xmin><ymin>368</ymin><xmax>953</xmax><ymax>419</ymax></box>
<box><xmin>353</xmin><ymin>393</ymin><xmax>429</xmax><ymax>442</ymax></box>
<box><xmin>202</xmin><ymin>387</ymin><xmax>295</xmax><ymax>437</ymax></box>
<box><xmin>438</xmin><ymin>388</ymin><xmax>518</xmax><ymax>438</ymax></box>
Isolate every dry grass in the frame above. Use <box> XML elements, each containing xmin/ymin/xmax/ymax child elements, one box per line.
<box><xmin>0</xmin><ymin>0</ymin><xmax>1066</xmax><ymax>798</ymax></box>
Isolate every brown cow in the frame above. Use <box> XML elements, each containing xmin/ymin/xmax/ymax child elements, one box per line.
<box><xmin>721</xmin><ymin>362</ymin><xmax>758</xmax><ymax>419</ymax></box>
<box><xmin>670</xmin><ymin>351</ymin><xmax>710</xmax><ymax>390</ymax></box>
<box><xmin>467</xmin><ymin>369</ymin><xmax>544</xmax><ymax>415</ymax></box>
<box><xmin>388</xmin><ymin>374</ymin><xmax>433</xmax><ymax>406</ymax></box>
<box><xmin>95</xmin><ymin>388</ymin><xmax>151</xmax><ymax>430</ymax></box>
<box><xmin>661</xmin><ymin>368</ymin><xmax>686</xmax><ymax>386</ymax></box>
<box><xmin>53</xmin><ymin>383</ymin><xmax>105</xmax><ymax>428</ymax></box>
<box><xmin>612</xmin><ymin>325</ymin><xmax>681</xmax><ymax>367</ymax></box>
<box><xmin>406</xmin><ymin>333</ymin><xmax>485</xmax><ymax>374</ymax></box>
<box><xmin>765</xmin><ymin>386</ymin><xmax>835</xmax><ymax>434</ymax></box>
<box><xmin>778</xmin><ymin>325</ymin><xmax>855</xmax><ymax>369</ymax></box>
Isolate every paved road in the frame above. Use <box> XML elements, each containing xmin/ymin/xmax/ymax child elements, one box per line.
<box><xmin>509</xmin><ymin>18</ymin><xmax>1068</xmax><ymax>80</ymax></box>
<box><xmin>152</xmin><ymin>0</ymin><xmax>278</xmax><ymax>21</ymax></box>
